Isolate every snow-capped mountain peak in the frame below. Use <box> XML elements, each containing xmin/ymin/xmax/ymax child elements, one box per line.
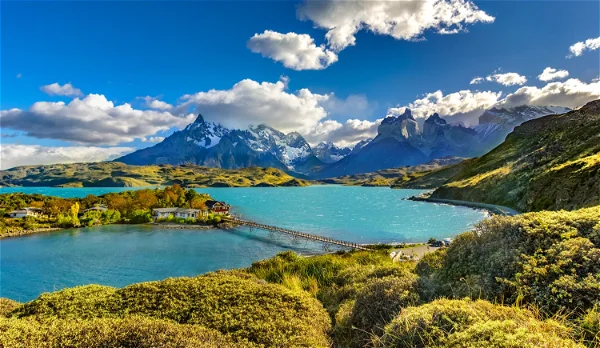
<box><xmin>314</xmin><ymin>142</ymin><xmax>352</xmax><ymax>163</ymax></box>
<box><xmin>183</xmin><ymin>114</ymin><xmax>229</xmax><ymax>148</ymax></box>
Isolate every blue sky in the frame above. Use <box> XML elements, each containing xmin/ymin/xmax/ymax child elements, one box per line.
<box><xmin>1</xmin><ymin>0</ymin><xmax>599</xmax><ymax>168</ymax></box>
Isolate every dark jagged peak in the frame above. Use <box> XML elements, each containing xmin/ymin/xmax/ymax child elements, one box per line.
<box><xmin>424</xmin><ymin>113</ymin><xmax>447</xmax><ymax>125</ymax></box>
<box><xmin>381</xmin><ymin>109</ymin><xmax>415</xmax><ymax>125</ymax></box>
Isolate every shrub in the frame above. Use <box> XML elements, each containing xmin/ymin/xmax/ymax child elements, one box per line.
<box><xmin>349</xmin><ymin>274</ymin><xmax>420</xmax><ymax>346</ymax></box>
<box><xmin>442</xmin><ymin>318</ymin><xmax>583</xmax><ymax>348</ymax></box>
<box><xmin>12</xmin><ymin>285</ymin><xmax>121</xmax><ymax>320</ymax></box>
<box><xmin>0</xmin><ymin>298</ymin><xmax>21</xmax><ymax>317</ymax></box>
<box><xmin>578</xmin><ymin>305</ymin><xmax>600</xmax><ymax>346</ymax></box>
<box><xmin>377</xmin><ymin>299</ymin><xmax>578</xmax><ymax>347</ymax></box>
<box><xmin>428</xmin><ymin>207</ymin><xmax>600</xmax><ymax>315</ymax></box>
<box><xmin>13</xmin><ymin>271</ymin><xmax>331</xmax><ymax>347</ymax></box>
<box><xmin>0</xmin><ymin>316</ymin><xmax>252</xmax><ymax>348</ymax></box>
<box><xmin>128</xmin><ymin>209</ymin><xmax>152</xmax><ymax>224</ymax></box>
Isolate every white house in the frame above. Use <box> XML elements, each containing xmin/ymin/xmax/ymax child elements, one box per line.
<box><xmin>152</xmin><ymin>207</ymin><xmax>207</xmax><ymax>220</ymax></box>
<box><xmin>9</xmin><ymin>207</ymin><xmax>43</xmax><ymax>218</ymax></box>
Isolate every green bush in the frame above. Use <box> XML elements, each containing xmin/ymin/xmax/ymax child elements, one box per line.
<box><xmin>12</xmin><ymin>271</ymin><xmax>331</xmax><ymax>347</ymax></box>
<box><xmin>185</xmin><ymin>217</ymin><xmax>197</xmax><ymax>224</ymax></box>
<box><xmin>128</xmin><ymin>209</ymin><xmax>151</xmax><ymax>224</ymax></box>
<box><xmin>442</xmin><ymin>318</ymin><xmax>583</xmax><ymax>348</ymax></box>
<box><xmin>578</xmin><ymin>305</ymin><xmax>600</xmax><ymax>346</ymax></box>
<box><xmin>0</xmin><ymin>298</ymin><xmax>21</xmax><ymax>317</ymax></box>
<box><xmin>377</xmin><ymin>299</ymin><xmax>579</xmax><ymax>347</ymax></box>
<box><xmin>423</xmin><ymin>207</ymin><xmax>600</xmax><ymax>315</ymax></box>
<box><xmin>349</xmin><ymin>274</ymin><xmax>420</xmax><ymax>346</ymax></box>
<box><xmin>0</xmin><ymin>316</ymin><xmax>252</xmax><ymax>348</ymax></box>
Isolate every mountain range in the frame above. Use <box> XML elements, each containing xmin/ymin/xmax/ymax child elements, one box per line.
<box><xmin>116</xmin><ymin>105</ymin><xmax>571</xmax><ymax>178</ymax></box>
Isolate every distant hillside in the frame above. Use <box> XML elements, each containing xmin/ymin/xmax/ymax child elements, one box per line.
<box><xmin>431</xmin><ymin>99</ymin><xmax>600</xmax><ymax>211</ymax></box>
<box><xmin>0</xmin><ymin>162</ymin><xmax>311</xmax><ymax>188</ymax></box>
<box><xmin>322</xmin><ymin>157</ymin><xmax>464</xmax><ymax>187</ymax></box>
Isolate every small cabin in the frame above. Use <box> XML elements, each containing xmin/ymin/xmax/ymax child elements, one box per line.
<box><xmin>205</xmin><ymin>200</ymin><xmax>230</xmax><ymax>215</ymax></box>
<box><xmin>9</xmin><ymin>207</ymin><xmax>43</xmax><ymax>218</ymax></box>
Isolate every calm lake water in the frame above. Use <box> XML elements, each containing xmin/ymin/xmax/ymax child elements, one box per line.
<box><xmin>0</xmin><ymin>186</ymin><xmax>487</xmax><ymax>301</ymax></box>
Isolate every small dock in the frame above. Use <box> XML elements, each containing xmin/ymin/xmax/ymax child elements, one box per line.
<box><xmin>224</xmin><ymin>217</ymin><xmax>371</xmax><ymax>251</ymax></box>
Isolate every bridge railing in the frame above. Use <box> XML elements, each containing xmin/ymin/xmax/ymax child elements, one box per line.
<box><xmin>224</xmin><ymin>217</ymin><xmax>371</xmax><ymax>251</ymax></box>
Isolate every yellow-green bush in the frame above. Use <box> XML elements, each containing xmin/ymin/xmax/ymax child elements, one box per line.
<box><xmin>421</xmin><ymin>207</ymin><xmax>600</xmax><ymax>314</ymax></box>
<box><xmin>578</xmin><ymin>306</ymin><xmax>600</xmax><ymax>346</ymax></box>
<box><xmin>349</xmin><ymin>274</ymin><xmax>420</xmax><ymax>346</ymax></box>
<box><xmin>442</xmin><ymin>318</ymin><xmax>584</xmax><ymax>348</ymax></box>
<box><xmin>12</xmin><ymin>271</ymin><xmax>331</xmax><ymax>347</ymax></box>
<box><xmin>0</xmin><ymin>298</ymin><xmax>21</xmax><ymax>317</ymax></box>
<box><xmin>377</xmin><ymin>299</ymin><xmax>580</xmax><ymax>347</ymax></box>
<box><xmin>0</xmin><ymin>316</ymin><xmax>253</xmax><ymax>347</ymax></box>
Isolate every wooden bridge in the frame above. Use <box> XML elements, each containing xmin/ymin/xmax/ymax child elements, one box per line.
<box><xmin>223</xmin><ymin>217</ymin><xmax>372</xmax><ymax>251</ymax></box>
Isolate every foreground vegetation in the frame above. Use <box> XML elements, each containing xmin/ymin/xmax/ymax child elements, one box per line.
<box><xmin>431</xmin><ymin>99</ymin><xmax>600</xmax><ymax>212</ymax></box>
<box><xmin>2</xmin><ymin>205</ymin><xmax>598</xmax><ymax>347</ymax></box>
<box><xmin>0</xmin><ymin>185</ymin><xmax>217</xmax><ymax>238</ymax></box>
<box><xmin>0</xmin><ymin>162</ymin><xmax>310</xmax><ymax>188</ymax></box>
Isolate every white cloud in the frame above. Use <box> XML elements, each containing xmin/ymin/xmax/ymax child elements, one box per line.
<box><xmin>538</xmin><ymin>67</ymin><xmax>569</xmax><ymax>82</ymax></box>
<box><xmin>318</xmin><ymin>93</ymin><xmax>375</xmax><ymax>119</ymax></box>
<box><xmin>568</xmin><ymin>37</ymin><xmax>600</xmax><ymax>57</ymax></box>
<box><xmin>40</xmin><ymin>82</ymin><xmax>83</xmax><ymax>97</ymax></box>
<box><xmin>0</xmin><ymin>144</ymin><xmax>134</xmax><ymax>170</ymax></box>
<box><xmin>247</xmin><ymin>30</ymin><xmax>338</xmax><ymax>70</ymax></box>
<box><xmin>388</xmin><ymin>89</ymin><xmax>502</xmax><ymax>126</ymax></box>
<box><xmin>470</xmin><ymin>77</ymin><xmax>484</xmax><ymax>84</ymax></box>
<box><xmin>297</xmin><ymin>0</ymin><xmax>495</xmax><ymax>51</ymax></box>
<box><xmin>142</xmin><ymin>136</ymin><xmax>165</xmax><ymax>143</ymax></box>
<box><xmin>1</xmin><ymin>94</ymin><xmax>196</xmax><ymax>145</ymax></box>
<box><xmin>141</xmin><ymin>96</ymin><xmax>173</xmax><ymax>110</ymax></box>
<box><xmin>305</xmin><ymin>118</ymin><xmax>381</xmax><ymax>147</ymax></box>
<box><xmin>16</xmin><ymin>73</ymin><xmax>22</xmax><ymax>79</ymax></box>
<box><xmin>485</xmin><ymin>72</ymin><xmax>527</xmax><ymax>86</ymax></box>
<box><xmin>501</xmin><ymin>78</ymin><xmax>600</xmax><ymax>109</ymax></box>
<box><xmin>178</xmin><ymin>78</ymin><xmax>329</xmax><ymax>134</ymax></box>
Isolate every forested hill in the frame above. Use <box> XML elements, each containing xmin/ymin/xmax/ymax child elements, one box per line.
<box><xmin>431</xmin><ymin>99</ymin><xmax>600</xmax><ymax>212</ymax></box>
<box><xmin>0</xmin><ymin>162</ymin><xmax>310</xmax><ymax>188</ymax></box>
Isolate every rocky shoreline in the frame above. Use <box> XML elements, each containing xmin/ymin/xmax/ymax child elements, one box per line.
<box><xmin>408</xmin><ymin>192</ymin><xmax>520</xmax><ymax>216</ymax></box>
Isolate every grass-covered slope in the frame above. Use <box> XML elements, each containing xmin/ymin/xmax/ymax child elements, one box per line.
<box><xmin>321</xmin><ymin>157</ymin><xmax>464</xmax><ymax>188</ymax></box>
<box><xmin>431</xmin><ymin>99</ymin><xmax>600</xmax><ymax>211</ymax></box>
<box><xmin>0</xmin><ymin>162</ymin><xmax>310</xmax><ymax>188</ymax></box>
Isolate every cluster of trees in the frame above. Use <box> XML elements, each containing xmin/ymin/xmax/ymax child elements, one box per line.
<box><xmin>0</xmin><ymin>185</ymin><xmax>215</xmax><ymax>232</ymax></box>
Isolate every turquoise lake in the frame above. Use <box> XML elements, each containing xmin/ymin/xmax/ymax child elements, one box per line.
<box><xmin>0</xmin><ymin>186</ymin><xmax>487</xmax><ymax>301</ymax></box>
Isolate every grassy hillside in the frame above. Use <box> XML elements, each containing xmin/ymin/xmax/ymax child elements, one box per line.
<box><xmin>3</xmin><ymin>206</ymin><xmax>598</xmax><ymax>347</ymax></box>
<box><xmin>322</xmin><ymin>157</ymin><xmax>464</xmax><ymax>188</ymax></box>
<box><xmin>432</xmin><ymin>100</ymin><xmax>600</xmax><ymax>211</ymax></box>
<box><xmin>0</xmin><ymin>162</ymin><xmax>311</xmax><ymax>188</ymax></box>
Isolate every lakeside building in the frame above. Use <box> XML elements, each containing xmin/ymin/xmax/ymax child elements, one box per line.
<box><xmin>152</xmin><ymin>207</ymin><xmax>207</xmax><ymax>220</ymax></box>
<box><xmin>8</xmin><ymin>207</ymin><xmax>43</xmax><ymax>218</ymax></box>
<box><xmin>205</xmin><ymin>200</ymin><xmax>230</xmax><ymax>215</ymax></box>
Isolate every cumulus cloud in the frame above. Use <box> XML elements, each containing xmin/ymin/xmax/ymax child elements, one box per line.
<box><xmin>178</xmin><ymin>78</ymin><xmax>329</xmax><ymax>134</ymax></box>
<box><xmin>0</xmin><ymin>94</ymin><xmax>196</xmax><ymax>145</ymax></box>
<box><xmin>305</xmin><ymin>118</ymin><xmax>381</xmax><ymax>147</ymax></box>
<box><xmin>318</xmin><ymin>94</ymin><xmax>376</xmax><ymax>119</ymax></box>
<box><xmin>485</xmin><ymin>72</ymin><xmax>527</xmax><ymax>86</ymax></box>
<box><xmin>388</xmin><ymin>89</ymin><xmax>502</xmax><ymax>126</ymax></box>
<box><xmin>568</xmin><ymin>37</ymin><xmax>600</xmax><ymax>57</ymax></box>
<box><xmin>141</xmin><ymin>96</ymin><xmax>173</xmax><ymax>110</ymax></box>
<box><xmin>500</xmin><ymin>78</ymin><xmax>600</xmax><ymax>109</ymax></box>
<box><xmin>470</xmin><ymin>77</ymin><xmax>484</xmax><ymax>84</ymax></box>
<box><xmin>0</xmin><ymin>144</ymin><xmax>134</xmax><ymax>170</ymax></box>
<box><xmin>538</xmin><ymin>67</ymin><xmax>569</xmax><ymax>82</ymax></box>
<box><xmin>297</xmin><ymin>0</ymin><xmax>495</xmax><ymax>51</ymax></box>
<box><xmin>40</xmin><ymin>82</ymin><xmax>83</xmax><ymax>97</ymax></box>
<box><xmin>247</xmin><ymin>30</ymin><xmax>338</xmax><ymax>70</ymax></box>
